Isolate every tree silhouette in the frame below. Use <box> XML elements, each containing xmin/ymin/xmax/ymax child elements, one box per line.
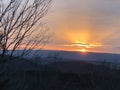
<box><xmin>0</xmin><ymin>0</ymin><xmax>52</xmax><ymax>60</ymax></box>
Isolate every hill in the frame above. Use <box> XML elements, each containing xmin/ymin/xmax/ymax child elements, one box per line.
<box><xmin>1</xmin><ymin>59</ymin><xmax>120</xmax><ymax>90</ymax></box>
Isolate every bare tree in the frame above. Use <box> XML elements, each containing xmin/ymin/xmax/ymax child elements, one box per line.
<box><xmin>0</xmin><ymin>0</ymin><xmax>52</xmax><ymax>60</ymax></box>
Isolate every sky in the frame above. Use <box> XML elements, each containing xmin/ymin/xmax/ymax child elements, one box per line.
<box><xmin>43</xmin><ymin>0</ymin><xmax>120</xmax><ymax>54</ymax></box>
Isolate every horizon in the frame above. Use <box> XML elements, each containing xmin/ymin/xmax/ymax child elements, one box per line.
<box><xmin>5</xmin><ymin>49</ymin><xmax>120</xmax><ymax>55</ymax></box>
<box><xmin>9</xmin><ymin>49</ymin><xmax>120</xmax><ymax>63</ymax></box>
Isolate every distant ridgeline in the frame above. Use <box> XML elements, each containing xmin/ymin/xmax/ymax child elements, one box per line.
<box><xmin>1</xmin><ymin>50</ymin><xmax>120</xmax><ymax>63</ymax></box>
<box><xmin>13</xmin><ymin>50</ymin><xmax>120</xmax><ymax>63</ymax></box>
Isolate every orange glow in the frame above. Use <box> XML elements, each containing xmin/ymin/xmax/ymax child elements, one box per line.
<box><xmin>11</xmin><ymin>40</ymin><xmax>103</xmax><ymax>53</ymax></box>
<box><xmin>42</xmin><ymin>42</ymin><xmax>105</xmax><ymax>53</ymax></box>
<box><xmin>64</xmin><ymin>31</ymin><xmax>90</xmax><ymax>43</ymax></box>
<box><xmin>60</xmin><ymin>30</ymin><xmax>104</xmax><ymax>52</ymax></box>
<box><xmin>78</xmin><ymin>48</ymin><xmax>88</xmax><ymax>52</ymax></box>
<box><xmin>62</xmin><ymin>41</ymin><xmax>103</xmax><ymax>52</ymax></box>
<box><xmin>64</xmin><ymin>41</ymin><xmax>103</xmax><ymax>48</ymax></box>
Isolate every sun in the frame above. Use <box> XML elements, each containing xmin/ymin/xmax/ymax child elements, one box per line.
<box><xmin>79</xmin><ymin>48</ymin><xmax>88</xmax><ymax>53</ymax></box>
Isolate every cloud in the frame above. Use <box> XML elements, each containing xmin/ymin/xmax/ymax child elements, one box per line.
<box><xmin>63</xmin><ymin>41</ymin><xmax>103</xmax><ymax>49</ymax></box>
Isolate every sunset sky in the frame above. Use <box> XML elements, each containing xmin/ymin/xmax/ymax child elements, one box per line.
<box><xmin>44</xmin><ymin>0</ymin><xmax>120</xmax><ymax>54</ymax></box>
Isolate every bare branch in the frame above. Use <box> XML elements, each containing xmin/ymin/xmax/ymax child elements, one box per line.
<box><xmin>0</xmin><ymin>0</ymin><xmax>52</xmax><ymax>59</ymax></box>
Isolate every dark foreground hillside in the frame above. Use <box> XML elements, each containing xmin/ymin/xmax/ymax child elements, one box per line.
<box><xmin>1</xmin><ymin>59</ymin><xmax>120</xmax><ymax>90</ymax></box>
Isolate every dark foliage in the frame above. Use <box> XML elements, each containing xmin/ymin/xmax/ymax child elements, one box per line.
<box><xmin>0</xmin><ymin>64</ymin><xmax>9</xmax><ymax>90</ymax></box>
<box><xmin>1</xmin><ymin>60</ymin><xmax>120</xmax><ymax>90</ymax></box>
